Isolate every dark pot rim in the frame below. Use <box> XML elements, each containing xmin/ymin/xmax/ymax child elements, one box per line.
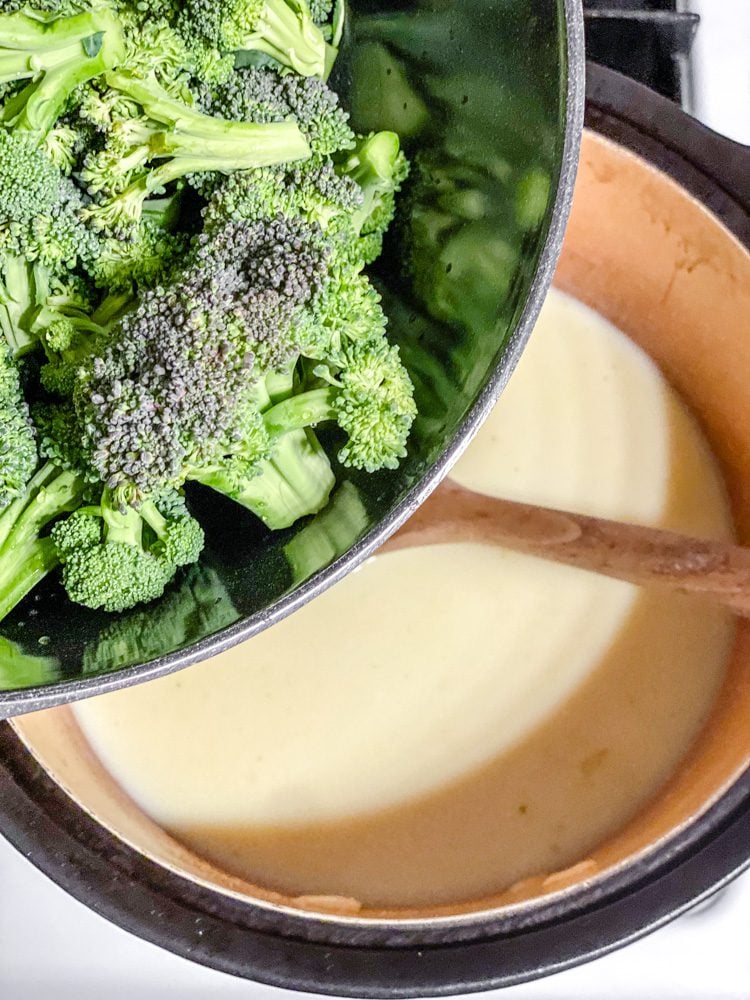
<box><xmin>25</xmin><ymin>33</ymin><xmax>750</xmax><ymax>1000</ymax></box>
<box><xmin>0</xmin><ymin>0</ymin><xmax>586</xmax><ymax>721</ymax></box>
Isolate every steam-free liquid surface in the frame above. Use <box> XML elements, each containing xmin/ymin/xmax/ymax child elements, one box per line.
<box><xmin>74</xmin><ymin>291</ymin><xmax>735</xmax><ymax>908</ymax></box>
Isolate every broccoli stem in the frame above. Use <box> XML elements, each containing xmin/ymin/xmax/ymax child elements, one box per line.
<box><xmin>150</xmin><ymin>123</ymin><xmax>310</xmax><ymax>167</ymax></box>
<box><xmin>139</xmin><ymin>499</ymin><xmax>169</xmax><ymax>542</ymax></box>
<box><xmin>105</xmin><ymin>70</ymin><xmax>311</xmax><ymax>163</ymax></box>
<box><xmin>263</xmin><ymin>386</ymin><xmax>337</xmax><ymax>437</ymax></box>
<box><xmin>0</xmin><ymin>256</ymin><xmax>49</xmax><ymax>356</ymax></box>
<box><xmin>100</xmin><ymin>497</ymin><xmax>142</xmax><ymax>547</ymax></box>
<box><xmin>0</xmin><ymin>10</ymin><xmax>117</xmax><ymax>52</ymax></box>
<box><xmin>198</xmin><ymin>428</ymin><xmax>335</xmax><ymax>530</ymax></box>
<box><xmin>1</xmin><ymin>11</ymin><xmax>125</xmax><ymax>136</ymax></box>
<box><xmin>0</xmin><ymin>42</ymin><xmax>83</xmax><ymax>83</ymax></box>
<box><xmin>231</xmin><ymin>429</ymin><xmax>335</xmax><ymax>529</ymax></box>
<box><xmin>0</xmin><ymin>463</ymin><xmax>83</xmax><ymax>554</ymax></box>
<box><xmin>0</xmin><ymin>463</ymin><xmax>84</xmax><ymax>622</ymax></box>
<box><xmin>237</xmin><ymin>0</ymin><xmax>326</xmax><ymax>78</ymax></box>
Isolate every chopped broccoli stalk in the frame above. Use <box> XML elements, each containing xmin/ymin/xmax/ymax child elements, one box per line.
<box><xmin>179</xmin><ymin>0</ymin><xmax>327</xmax><ymax>78</ymax></box>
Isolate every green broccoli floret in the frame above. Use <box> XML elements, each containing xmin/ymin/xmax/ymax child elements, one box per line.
<box><xmin>0</xmin><ymin>128</ymin><xmax>100</xmax><ymax>362</ymax></box>
<box><xmin>203</xmin><ymin>66</ymin><xmax>354</xmax><ymax>155</ymax></box>
<box><xmin>307</xmin><ymin>0</ymin><xmax>333</xmax><ymax>26</ymax></box>
<box><xmin>81</xmin><ymin>69</ymin><xmax>311</xmax><ymax>233</ymax></box>
<box><xmin>264</xmin><ymin>337</ymin><xmax>416</xmax><ymax>473</ymax></box>
<box><xmin>201</xmin><ymin>155</ymin><xmax>362</xmax><ymax>234</ymax></box>
<box><xmin>0</xmin><ymin>345</ymin><xmax>36</xmax><ymax>508</ymax></box>
<box><xmin>177</xmin><ymin>0</ymin><xmax>327</xmax><ymax>78</ymax></box>
<box><xmin>0</xmin><ymin>460</ymin><xmax>84</xmax><ymax>623</ymax></box>
<box><xmin>73</xmin><ymin>215</ymin><xmax>330</xmax><ymax>504</ymax></box>
<box><xmin>0</xmin><ymin>6</ymin><xmax>125</xmax><ymax>140</ymax></box>
<box><xmin>337</xmin><ymin>130</ymin><xmax>410</xmax><ymax>264</ymax></box>
<box><xmin>52</xmin><ymin>488</ymin><xmax>204</xmax><ymax>612</ymax></box>
<box><xmin>89</xmin><ymin>218</ymin><xmax>189</xmax><ymax>293</ymax></box>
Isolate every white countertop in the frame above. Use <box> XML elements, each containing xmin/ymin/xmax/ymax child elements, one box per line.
<box><xmin>2</xmin><ymin>831</ymin><xmax>750</xmax><ymax>999</ymax></box>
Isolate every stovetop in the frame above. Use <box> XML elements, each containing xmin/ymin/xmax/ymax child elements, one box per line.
<box><xmin>584</xmin><ymin>0</ymin><xmax>698</xmax><ymax>105</ymax></box>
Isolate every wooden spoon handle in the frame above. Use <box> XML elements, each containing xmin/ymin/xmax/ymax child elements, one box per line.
<box><xmin>385</xmin><ymin>480</ymin><xmax>750</xmax><ymax>616</ymax></box>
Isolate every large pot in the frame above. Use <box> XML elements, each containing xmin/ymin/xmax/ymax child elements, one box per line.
<box><xmin>0</xmin><ymin>0</ymin><xmax>585</xmax><ymax>718</ymax></box>
<box><xmin>2</xmin><ymin>64</ymin><xmax>750</xmax><ymax>995</ymax></box>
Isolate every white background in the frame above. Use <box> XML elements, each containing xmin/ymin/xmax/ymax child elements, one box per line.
<box><xmin>2</xmin><ymin>3</ymin><xmax>750</xmax><ymax>998</ymax></box>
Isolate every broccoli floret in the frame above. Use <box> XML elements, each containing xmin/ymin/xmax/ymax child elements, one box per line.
<box><xmin>264</xmin><ymin>337</ymin><xmax>416</xmax><ymax>473</ymax></box>
<box><xmin>203</xmin><ymin>67</ymin><xmax>354</xmax><ymax>155</ymax></box>
<box><xmin>89</xmin><ymin>219</ymin><xmax>189</xmax><ymax>293</ymax></box>
<box><xmin>294</xmin><ymin>264</ymin><xmax>387</xmax><ymax>362</ymax></box>
<box><xmin>0</xmin><ymin>6</ymin><xmax>125</xmax><ymax>140</ymax></box>
<box><xmin>0</xmin><ymin>130</ymin><xmax>100</xmax><ymax>361</ymax></box>
<box><xmin>73</xmin><ymin>215</ymin><xmax>329</xmax><ymax>503</ymax></box>
<box><xmin>201</xmin><ymin>155</ymin><xmax>362</xmax><ymax>235</ymax></box>
<box><xmin>337</xmin><ymin>130</ymin><xmax>410</xmax><ymax>264</ymax></box>
<box><xmin>81</xmin><ymin>70</ymin><xmax>311</xmax><ymax>233</ymax></box>
<box><xmin>178</xmin><ymin>0</ymin><xmax>327</xmax><ymax>78</ymax></box>
<box><xmin>52</xmin><ymin>488</ymin><xmax>204</xmax><ymax>612</ymax></box>
<box><xmin>0</xmin><ymin>460</ymin><xmax>84</xmax><ymax>623</ymax></box>
<box><xmin>307</xmin><ymin>0</ymin><xmax>333</xmax><ymax>26</ymax></box>
<box><xmin>0</xmin><ymin>345</ymin><xmax>36</xmax><ymax>508</ymax></box>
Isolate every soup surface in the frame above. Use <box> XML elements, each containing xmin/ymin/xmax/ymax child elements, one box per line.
<box><xmin>73</xmin><ymin>291</ymin><xmax>735</xmax><ymax>908</ymax></box>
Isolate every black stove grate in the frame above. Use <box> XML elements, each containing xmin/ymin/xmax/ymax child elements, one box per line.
<box><xmin>583</xmin><ymin>1</ymin><xmax>699</xmax><ymax>104</ymax></box>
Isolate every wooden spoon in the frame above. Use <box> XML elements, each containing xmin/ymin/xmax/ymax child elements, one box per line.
<box><xmin>384</xmin><ymin>479</ymin><xmax>750</xmax><ymax>617</ymax></box>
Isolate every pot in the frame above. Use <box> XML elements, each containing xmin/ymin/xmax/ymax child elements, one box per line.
<box><xmin>2</xmin><ymin>64</ymin><xmax>750</xmax><ymax>995</ymax></box>
<box><xmin>0</xmin><ymin>0</ymin><xmax>585</xmax><ymax>718</ymax></box>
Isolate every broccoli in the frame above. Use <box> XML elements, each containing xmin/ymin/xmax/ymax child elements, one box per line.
<box><xmin>0</xmin><ymin>0</ymin><xmax>415</xmax><ymax>626</ymax></box>
<box><xmin>81</xmin><ymin>69</ymin><xmax>311</xmax><ymax>233</ymax></box>
<box><xmin>203</xmin><ymin>66</ymin><xmax>354</xmax><ymax>155</ymax></box>
<box><xmin>337</xmin><ymin>130</ymin><xmax>410</xmax><ymax>263</ymax></box>
<box><xmin>0</xmin><ymin>346</ymin><xmax>36</xmax><ymax>508</ymax></box>
<box><xmin>73</xmin><ymin>215</ymin><xmax>330</xmax><ymax>504</ymax></box>
<box><xmin>177</xmin><ymin>0</ymin><xmax>327</xmax><ymax>78</ymax></box>
<box><xmin>51</xmin><ymin>488</ymin><xmax>204</xmax><ymax>611</ymax></box>
<box><xmin>0</xmin><ymin>6</ymin><xmax>125</xmax><ymax>139</ymax></box>
<box><xmin>265</xmin><ymin>337</ymin><xmax>416</xmax><ymax>472</ymax></box>
<box><xmin>0</xmin><ymin>461</ymin><xmax>84</xmax><ymax>623</ymax></box>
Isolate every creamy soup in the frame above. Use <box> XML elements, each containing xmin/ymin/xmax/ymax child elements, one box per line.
<box><xmin>73</xmin><ymin>291</ymin><xmax>735</xmax><ymax>908</ymax></box>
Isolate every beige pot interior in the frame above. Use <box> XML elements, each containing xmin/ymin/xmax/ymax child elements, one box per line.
<box><xmin>12</xmin><ymin>130</ymin><xmax>750</xmax><ymax>923</ymax></box>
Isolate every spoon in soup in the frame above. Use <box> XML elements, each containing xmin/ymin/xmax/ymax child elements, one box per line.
<box><xmin>384</xmin><ymin>479</ymin><xmax>750</xmax><ymax>617</ymax></box>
